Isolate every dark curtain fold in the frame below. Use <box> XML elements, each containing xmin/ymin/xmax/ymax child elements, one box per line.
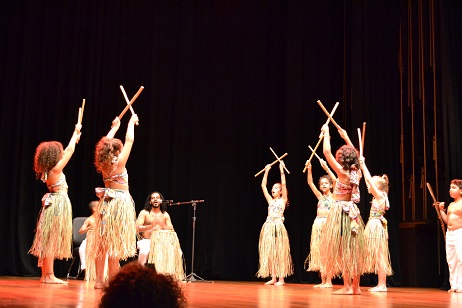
<box><xmin>0</xmin><ymin>0</ymin><xmax>460</xmax><ymax>285</ymax></box>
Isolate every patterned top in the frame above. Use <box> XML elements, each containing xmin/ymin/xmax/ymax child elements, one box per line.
<box><xmin>47</xmin><ymin>174</ymin><xmax>68</xmax><ymax>192</ymax></box>
<box><xmin>103</xmin><ymin>169</ymin><xmax>128</xmax><ymax>185</ymax></box>
<box><xmin>334</xmin><ymin>169</ymin><xmax>361</xmax><ymax>203</ymax></box>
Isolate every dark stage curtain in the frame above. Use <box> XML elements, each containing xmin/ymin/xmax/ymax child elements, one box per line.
<box><xmin>0</xmin><ymin>0</ymin><xmax>460</xmax><ymax>286</ymax></box>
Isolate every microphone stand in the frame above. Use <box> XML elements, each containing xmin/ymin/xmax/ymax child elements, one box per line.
<box><xmin>170</xmin><ymin>200</ymin><xmax>212</xmax><ymax>283</ymax></box>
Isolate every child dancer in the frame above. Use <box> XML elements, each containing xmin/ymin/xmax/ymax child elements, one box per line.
<box><xmin>320</xmin><ymin>124</ymin><xmax>365</xmax><ymax>295</ymax></box>
<box><xmin>257</xmin><ymin>162</ymin><xmax>293</xmax><ymax>285</ymax></box>
<box><xmin>305</xmin><ymin>159</ymin><xmax>335</xmax><ymax>288</ymax></box>
<box><xmin>29</xmin><ymin>123</ymin><xmax>82</xmax><ymax>284</ymax></box>
<box><xmin>358</xmin><ymin>156</ymin><xmax>393</xmax><ymax>292</ymax></box>
<box><xmin>437</xmin><ymin>179</ymin><xmax>462</xmax><ymax>293</ymax></box>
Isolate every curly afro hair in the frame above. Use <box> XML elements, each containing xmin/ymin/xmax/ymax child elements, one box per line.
<box><xmin>99</xmin><ymin>262</ymin><xmax>186</xmax><ymax>308</ymax></box>
<box><xmin>33</xmin><ymin>141</ymin><xmax>63</xmax><ymax>178</ymax></box>
<box><xmin>335</xmin><ymin>145</ymin><xmax>359</xmax><ymax>172</ymax></box>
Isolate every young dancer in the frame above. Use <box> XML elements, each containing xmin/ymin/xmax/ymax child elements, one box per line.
<box><xmin>78</xmin><ymin>200</ymin><xmax>99</xmax><ymax>281</ymax></box>
<box><xmin>305</xmin><ymin>159</ymin><xmax>335</xmax><ymax>288</ymax></box>
<box><xmin>437</xmin><ymin>179</ymin><xmax>462</xmax><ymax>293</ymax></box>
<box><xmin>320</xmin><ymin>124</ymin><xmax>365</xmax><ymax>295</ymax></box>
<box><xmin>257</xmin><ymin>162</ymin><xmax>293</xmax><ymax>285</ymax></box>
<box><xmin>29</xmin><ymin>123</ymin><xmax>82</xmax><ymax>284</ymax></box>
<box><xmin>89</xmin><ymin>114</ymin><xmax>138</xmax><ymax>289</ymax></box>
<box><xmin>358</xmin><ymin>156</ymin><xmax>393</xmax><ymax>292</ymax></box>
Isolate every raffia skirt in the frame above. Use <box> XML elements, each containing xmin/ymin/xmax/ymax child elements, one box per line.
<box><xmin>364</xmin><ymin>218</ymin><xmax>393</xmax><ymax>276</ymax></box>
<box><xmin>305</xmin><ymin>216</ymin><xmax>327</xmax><ymax>272</ymax></box>
<box><xmin>148</xmin><ymin>230</ymin><xmax>185</xmax><ymax>281</ymax></box>
<box><xmin>257</xmin><ymin>217</ymin><xmax>293</xmax><ymax>278</ymax></box>
<box><xmin>84</xmin><ymin>230</ymin><xmax>108</xmax><ymax>281</ymax></box>
<box><xmin>29</xmin><ymin>193</ymin><xmax>72</xmax><ymax>266</ymax></box>
<box><xmin>320</xmin><ymin>201</ymin><xmax>365</xmax><ymax>279</ymax></box>
<box><xmin>87</xmin><ymin>189</ymin><xmax>137</xmax><ymax>262</ymax></box>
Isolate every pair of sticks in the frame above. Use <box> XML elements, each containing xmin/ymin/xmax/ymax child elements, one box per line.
<box><xmin>254</xmin><ymin>148</ymin><xmax>290</xmax><ymax>177</ymax></box>
<box><xmin>303</xmin><ymin>100</ymin><xmax>366</xmax><ymax>172</ymax></box>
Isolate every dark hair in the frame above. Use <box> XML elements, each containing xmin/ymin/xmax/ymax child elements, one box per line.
<box><xmin>144</xmin><ymin>191</ymin><xmax>167</xmax><ymax>213</ymax></box>
<box><xmin>94</xmin><ymin>137</ymin><xmax>123</xmax><ymax>174</ymax></box>
<box><xmin>99</xmin><ymin>262</ymin><xmax>186</xmax><ymax>308</ymax></box>
<box><xmin>451</xmin><ymin>179</ymin><xmax>462</xmax><ymax>190</ymax></box>
<box><xmin>318</xmin><ymin>174</ymin><xmax>333</xmax><ymax>187</ymax></box>
<box><xmin>335</xmin><ymin>145</ymin><xmax>359</xmax><ymax>171</ymax></box>
<box><xmin>33</xmin><ymin>141</ymin><xmax>64</xmax><ymax>179</ymax></box>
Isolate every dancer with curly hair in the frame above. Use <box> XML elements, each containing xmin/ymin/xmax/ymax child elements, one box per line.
<box><xmin>88</xmin><ymin>114</ymin><xmax>139</xmax><ymax>289</ymax></box>
<box><xmin>320</xmin><ymin>124</ymin><xmax>365</xmax><ymax>295</ymax></box>
<box><xmin>29</xmin><ymin>123</ymin><xmax>82</xmax><ymax>284</ymax></box>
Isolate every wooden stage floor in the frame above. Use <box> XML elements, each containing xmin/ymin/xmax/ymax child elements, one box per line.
<box><xmin>0</xmin><ymin>276</ymin><xmax>460</xmax><ymax>307</ymax></box>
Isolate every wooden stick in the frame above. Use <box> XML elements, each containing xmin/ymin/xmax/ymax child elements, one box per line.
<box><xmin>77</xmin><ymin>107</ymin><xmax>82</xmax><ymax>125</ymax></box>
<box><xmin>317</xmin><ymin>100</ymin><xmax>341</xmax><ymax>130</ymax></box>
<box><xmin>302</xmin><ymin>102</ymin><xmax>339</xmax><ymax>173</ymax></box>
<box><xmin>308</xmin><ymin>145</ymin><xmax>322</xmax><ymax>162</ymax></box>
<box><xmin>79</xmin><ymin>99</ymin><xmax>85</xmax><ymax>124</ymax></box>
<box><xmin>361</xmin><ymin>122</ymin><xmax>366</xmax><ymax>153</ymax></box>
<box><xmin>254</xmin><ymin>153</ymin><xmax>288</xmax><ymax>177</ymax></box>
<box><xmin>269</xmin><ymin>147</ymin><xmax>290</xmax><ymax>174</ymax></box>
<box><xmin>119</xmin><ymin>86</ymin><xmax>144</xmax><ymax>119</ymax></box>
<box><xmin>120</xmin><ymin>85</ymin><xmax>135</xmax><ymax>115</ymax></box>
<box><xmin>357</xmin><ymin>128</ymin><xmax>363</xmax><ymax>157</ymax></box>
<box><xmin>426</xmin><ymin>182</ymin><xmax>446</xmax><ymax>240</ymax></box>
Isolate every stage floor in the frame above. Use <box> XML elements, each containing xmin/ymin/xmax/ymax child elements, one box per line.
<box><xmin>0</xmin><ymin>276</ymin><xmax>459</xmax><ymax>307</ymax></box>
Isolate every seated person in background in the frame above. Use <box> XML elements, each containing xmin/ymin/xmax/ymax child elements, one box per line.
<box><xmin>99</xmin><ymin>261</ymin><xmax>186</xmax><ymax>308</ymax></box>
<box><xmin>78</xmin><ymin>201</ymin><xmax>98</xmax><ymax>280</ymax></box>
<box><xmin>136</xmin><ymin>191</ymin><xmax>185</xmax><ymax>280</ymax></box>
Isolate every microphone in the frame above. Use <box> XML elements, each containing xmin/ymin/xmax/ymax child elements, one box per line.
<box><xmin>161</xmin><ymin>200</ymin><xmax>173</xmax><ymax>205</ymax></box>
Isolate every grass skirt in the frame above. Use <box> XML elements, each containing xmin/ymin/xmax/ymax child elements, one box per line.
<box><xmin>84</xmin><ymin>230</ymin><xmax>109</xmax><ymax>281</ymax></box>
<box><xmin>320</xmin><ymin>201</ymin><xmax>365</xmax><ymax>279</ymax></box>
<box><xmin>305</xmin><ymin>217</ymin><xmax>327</xmax><ymax>272</ymax></box>
<box><xmin>87</xmin><ymin>189</ymin><xmax>137</xmax><ymax>262</ymax></box>
<box><xmin>257</xmin><ymin>218</ymin><xmax>293</xmax><ymax>278</ymax></box>
<box><xmin>148</xmin><ymin>230</ymin><xmax>185</xmax><ymax>281</ymax></box>
<box><xmin>29</xmin><ymin>193</ymin><xmax>72</xmax><ymax>265</ymax></box>
<box><xmin>364</xmin><ymin>218</ymin><xmax>393</xmax><ymax>275</ymax></box>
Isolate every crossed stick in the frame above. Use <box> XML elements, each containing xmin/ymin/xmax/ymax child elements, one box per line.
<box><xmin>269</xmin><ymin>147</ymin><xmax>290</xmax><ymax>174</ymax></box>
<box><xmin>120</xmin><ymin>85</ymin><xmax>140</xmax><ymax>125</ymax></box>
<box><xmin>317</xmin><ymin>100</ymin><xmax>342</xmax><ymax>131</ymax></box>
<box><xmin>118</xmin><ymin>86</ymin><xmax>144</xmax><ymax>119</ymax></box>
<box><xmin>254</xmin><ymin>152</ymin><xmax>288</xmax><ymax>177</ymax></box>
<box><xmin>302</xmin><ymin>101</ymin><xmax>339</xmax><ymax>173</ymax></box>
<box><xmin>426</xmin><ymin>182</ymin><xmax>446</xmax><ymax>240</ymax></box>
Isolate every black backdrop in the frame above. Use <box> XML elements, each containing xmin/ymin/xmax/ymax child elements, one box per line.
<box><xmin>1</xmin><ymin>0</ymin><xmax>461</xmax><ymax>285</ymax></box>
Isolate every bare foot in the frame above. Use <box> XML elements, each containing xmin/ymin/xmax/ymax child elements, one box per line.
<box><xmin>332</xmin><ymin>287</ymin><xmax>353</xmax><ymax>295</ymax></box>
<box><xmin>94</xmin><ymin>282</ymin><xmax>105</xmax><ymax>289</ymax></box>
<box><xmin>265</xmin><ymin>280</ymin><xmax>276</xmax><ymax>285</ymax></box>
<box><xmin>353</xmin><ymin>286</ymin><xmax>362</xmax><ymax>295</ymax></box>
<box><xmin>455</xmin><ymin>289</ymin><xmax>462</xmax><ymax>293</ymax></box>
<box><xmin>449</xmin><ymin>289</ymin><xmax>457</xmax><ymax>293</ymax></box>
<box><xmin>313</xmin><ymin>283</ymin><xmax>324</xmax><ymax>288</ymax></box>
<box><xmin>275</xmin><ymin>281</ymin><xmax>285</xmax><ymax>286</ymax></box>
<box><xmin>319</xmin><ymin>283</ymin><xmax>333</xmax><ymax>288</ymax></box>
<box><xmin>41</xmin><ymin>276</ymin><xmax>68</xmax><ymax>284</ymax></box>
<box><xmin>369</xmin><ymin>286</ymin><xmax>387</xmax><ymax>292</ymax></box>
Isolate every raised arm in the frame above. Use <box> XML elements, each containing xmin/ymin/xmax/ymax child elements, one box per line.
<box><xmin>306</xmin><ymin>161</ymin><xmax>322</xmax><ymax>199</ymax></box>
<box><xmin>359</xmin><ymin>156</ymin><xmax>383</xmax><ymax>201</ymax></box>
<box><xmin>279</xmin><ymin>161</ymin><xmax>288</xmax><ymax>202</ymax></box>
<box><xmin>53</xmin><ymin>123</ymin><xmax>81</xmax><ymax>172</ymax></box>
<box><xmin>261</xmin><ymin>165</ymin><xmax>272</xmax><ymax>203</ymax></box>
<box><xmin>321</xmin><ymin>124</ymin><xmax>341</xmax><ymax>175</ymax></box>
<box><xmin>337</xmin><ymin>126</ymin><xmax>355</xmax><ymax>148</ymax></box>
<box><xmin>116</xmin><ymin>113</ymin><xmax>139</xmax><ymax>167</ymax></box>
<box><xmin>319</xmin><ymin>158</ymin><xmax>337</xmax><ymax>185</ymax></box>
<box><xmin>106</xmin><ymin>117</ymin><xmax>121</xmax><ymax>139</ymax></box>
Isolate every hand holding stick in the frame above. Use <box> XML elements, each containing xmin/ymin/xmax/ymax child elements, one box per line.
<box><xmin>357</xmin><ymin>128</ymin><xmax>363</xmax><ymax>157</ymax></box>
<box><xmin>302</xmin><ymin>101</ymin><xmax>339</xmax><ymax>173</ymax></box>
<box><xmin>269</xmin><ymin>147</ymin><xmax>290</xmax><ymax>174</ymax></box>
<box><xmin>426</xmin><ymin>182</ymin><xmax>446</xmax><ymax>240</ymax></box>
<box><xmin>76</xmin><ymin>99</ymin><xmax>85</xmax><ymax>143</ymax></box>
<box><xmin>254</xmin><ymin>153</ymin><xmax>288</xmax><ymax>177</ymax></box>
<box><xmin>119</xmin><ymin>86</ymin><xmax>144</xmax><ymax>120</ymax></box>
